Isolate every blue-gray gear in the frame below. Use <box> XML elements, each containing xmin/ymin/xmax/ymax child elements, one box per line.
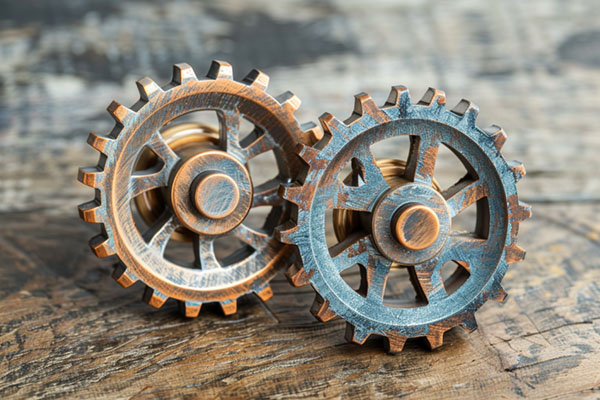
<box><xmin>277</xmin><ymin>86</ymin><xmax>531</xmax><ymax>352</ymax></box>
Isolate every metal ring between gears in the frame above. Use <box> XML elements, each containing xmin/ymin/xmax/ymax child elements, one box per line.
<box><xmin>78</xmin><ymin>60</ymin><xmax>316</xmax><ymax>316</ymax></box>
<box><xmin>278</xmin><ymin>86</ymin><xmax>531</xmax><ymax>352</ymax></box>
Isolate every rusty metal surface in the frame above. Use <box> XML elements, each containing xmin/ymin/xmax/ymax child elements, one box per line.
<box><xmin>78</xmin><ymin>60</ymin><xmax>312</xmax><ymax>316</ymax></box>
<box><xmin>279</xmin><ymin>87</ymin><xmax>531</xmax><ymax>352</ymax></box>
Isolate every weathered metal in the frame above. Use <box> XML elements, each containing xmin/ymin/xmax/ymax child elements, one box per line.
<box><xmin>278</xmin><ymin>87</ymin><xmax>532</xmax><ymax>352</ymax></box>
<box><xmin>78</xmin><ymin>60</ymin><xmax>314</xmax><ymax>316</ymax></box>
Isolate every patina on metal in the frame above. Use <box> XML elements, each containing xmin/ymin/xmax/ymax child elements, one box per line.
<box><xmin>278</xmin><ymin>86</ymin><xmax>532</xmax><ymax>352</ymax></box>
<box><xmin>78</xmin><ymin>60</ymin><xmax>315</xmax><ymax>316</ymax></box>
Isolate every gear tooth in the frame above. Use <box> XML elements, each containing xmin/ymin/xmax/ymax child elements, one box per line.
<box><xmin>294</xmin><ymin>143</ymin><xmax>320</xmax><ymax>163</ymax></box>
<box><xmin>136</xmin><ymin>77</ymin><xmax>163</xmax><ymax>101</ymax></box>
<box><xmin>179</xmin><ymin>301</ymin><xmax>202</xmax><ymax>318</ymax></box>
<box><xmin>310</xmin><ymin>293</ymin><xmax>337</xmax><ymax>322</ymax></box>
<box><xmin>89</xmin><ymin>234</ymin><xmax>115</xmax><ymax>258</ymax></box>
<box><xmin>352</xmin><ymin>92</ymin><xmax>378</xmax><ymax>116</ymax></box>
<box><xmin>275</xmin><ymin>222</ymin><xmax>299</xmax><ymax>244</ymax></box>
<box><xmin>508</xmin><ymin>160</ymin><xmax>526</xmax><ymax>182</ymax></box>
<box><xmin>78</xmin><ymin>167</ymin><xmax>103</xmax><ymax>188</ymax></box>
<box><xmin>207</xmin><ymin>60</ymin><xmax>233</xmax><ymax>80</ymax></box>
<box><xmin>483</xmin><ymin>124</ymin><xmax>507</xmax><ymax>151</ymax></box>
<box><xmin>383</xmin><ymin>333</ymin><xmax>408</xmax><ymax>354</ymax></box>
<box><xmin>276</xmin><ymin>91</ymin><xmax>301</xmax><ymax>112</ymax></box>
<box><xmin>491</xmin><ymin>286</ymin><xmax>508</xmax><ymax>303</ymax></box>
<box><xmin>506</xmin><ymin>243</ymin><xmax>526</xmax><ymax>264</ymax></box>
<box><xmin>344</xmin><ymin>323</ymin><xmax>371</xmax><ymax>345</ymax></box>
<box><xmin>450</xmin><ymin>99</ymin><xmax>479</xmax><ymax>123</ymax></box>
<box><xmin>385</xmin><ymin>85</ymin><xmax>411</xmax><ymax>110</ymax></box>
<box><xmin>255</xmin><ymin>284</ymin><xmax>274</xmax><ymax>302</ymax></box>
<box><xmin>78</xmin><ymin>200</ymin><xmax>104</xmax><ymax>223</ymax></box>
<box><xmin>425</xmin><ymin>330</ymin><xmax>445</xmax><ymax>350</ymax></box>
<box><xmin>112</xmin><ymin>263</ymin><xmax>138</xmax><ymax>288</ymax></box>
<box><xmin>87</xmin><ymin>132</ymin><xmax>115</xmax><ymax>154</ymax></box>
<box><xmin>319</xmin><ymin>112</ymin><xmax>345</xmax><ymax>134</ymax></box>
<box><xmin>278</xmin><ymin>184</ymin><xmax>303</xmax><ymax>205</ymax></box>
<box><xmin>143</xmin><ymin>286</ymin><xmax>168</xmax><ymax>308</ymax></box>
<box><xmin>301</xmin><ymin>122</ymin><xmax>324</xmax><ymax>145</ymax></box>
<box><xmin>459</xmin><ymin>313</ymin><xmax>478</xmax><ymax>333</ymax></box>
<box><xmin>242</xmin><ymin>69</ymin><xmax>269</xmax><ymax>90</ymax></box>
<box><xmin>515</xmin><ymin>201</ymin><xmax>532</xmax><ymax>222</ymax></box>
<box><xmin>285</xmin><ymin>263</ymin><xmax>312</xmax><ymax>287</ymax></box>
<box><xmin>220</xmin><ymin>300</ymin><xmax>237</xmax><ymax>315</ymax></box>
<box><xmin>172</xmin><ymin>63</ymin><xmax>198</xmax><ymax>84</ymax></box>
<box><xmin>418</xmin><ymin>87</ymin><xmax>446</xmax><ymax>107</ymax></box>
<box><xmin>107</xmin><ymin>101</ymin><xmax>134</xmax><ymax>124</ymax></box>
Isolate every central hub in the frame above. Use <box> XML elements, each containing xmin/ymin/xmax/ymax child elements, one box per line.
<box><xmin>170</xmin><ymin>151</ymin><xmax>252</xmax><ymax>236</ymax></box>
<box><xmin>193</xmin><ymin>173</ymin><xmax>240</xmax><ymax>219</ymax></box>
<box><xmin>371</xmin><ymin>183</ymin><xmax>451</xmax><ymax>264</ymax></box>
<box><xmin>392</xmin><ymin>204</ymin><xmax>440</xmax><ymax>250</ymax></box>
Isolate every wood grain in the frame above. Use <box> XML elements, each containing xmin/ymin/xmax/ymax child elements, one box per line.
<box><xmin>0</xmin><ymin>205</ymin><xmax>599</xmax><ymax>398</ymax></box>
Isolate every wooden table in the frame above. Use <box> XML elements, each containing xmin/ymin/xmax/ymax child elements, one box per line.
<box><xmin>1</xmin><ymin>0</ymin><xmax>599</xmax><ymax>398</ymax></box>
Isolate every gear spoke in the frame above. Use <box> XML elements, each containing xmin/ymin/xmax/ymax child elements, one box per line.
<box><xmin>193</xmin><ymin>236</ymin><xmax>220</xmax><ymax>270</ymax></box>
<box><xmin>443</xmin><ymin>177</ymin><xmax>487</xmax><ymax>217</ymax></box>
<box><xmin>129</xmin><ymin>131</ymin><xmax>179</xmax><ymax>198</ymax></box>
<box><xmin>332</xmin><ymin>147</ymin><xmax>390</xmax><ymax>211</ymax></box>
<box><xmin>412</xmin><ymin>258</ymin><xmax>447</xmax><ymax>303</ymax></box>
<box><xmin>146</xmin><ymin>131</ymin><xmax>180</xmax><ymax>169</ymax></box>
<box><xmin>129</xmin><ymin>168</ymin><xmax>168</xmax><ymax>198</ymax></box>
<box><xmin>364</xmin><ymin>255</ymin><xmax>393</xmax><ymax>303</ymax></box>
<box><xmin>218</xmin><ymin>108</ymin><xmax>244</xmax><ymax>157</ymax></box>
<box><xmin>404</xmin><ymin>135</ymin><xmax>439</xmax><ymax>186</ymax></box>
<box><xmin>356</xmin><ymin>146</ymin><xmax>389</xmax><ymax>189</ymax></box>
<box><xmin>144</xmin><ymin>212</ymin><xmax>179</xmax><ymax>255</ymax></box>
<box><xmin>231</xmin><ymin>223</ymin><xmax>269</xmax><ymax>249</ymax></box>
<box><xmin>242</xmin><ymin>130</ymin><xmax>276</xmax><ymax>160</ymax></box>
<box><xmin>329</xmin><ymin>232</ymin><xmax>370</xmax><ymax>273</ymax></box>
<box><xmin>253</xmin><ymin>177</ymin><xmax>283</xmax><ymax>207</ymax></box>
<box><xmin>443</xmin><ymin>233</ymin><xmax>488</xmax><ymax>271</ymax></box>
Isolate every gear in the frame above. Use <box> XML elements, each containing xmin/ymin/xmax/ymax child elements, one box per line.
<box><xmin>78</xmin><ymin>60</ymin><xmax>316</xmax><ymax>316</ymax></box>
<box><xmin>278</xmin><ymin>86</ymin><xmax>531</xmax><ymax>352</ymax></box>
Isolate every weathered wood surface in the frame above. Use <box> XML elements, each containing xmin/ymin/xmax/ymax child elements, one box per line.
<box><xmin>1</xmin><ymin>0</ymin><xmax>600</xmax><ymax>398</ymax></box>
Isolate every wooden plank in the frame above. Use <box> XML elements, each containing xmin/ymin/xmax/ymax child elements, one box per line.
<box><xmin>0</xmin><ymin>205</ymin><xmax>599</xmax><ymax>398</ymax></box>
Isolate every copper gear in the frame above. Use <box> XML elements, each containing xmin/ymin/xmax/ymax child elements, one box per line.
<box><xmin>78</xmin><ymin>60</ymin><xmax>316</xmax><ymax>316</ymax></box>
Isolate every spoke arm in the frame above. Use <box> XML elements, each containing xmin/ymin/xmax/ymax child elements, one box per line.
<box><xmin>193</xmin><ymin>236</ymin><xmax>220</xmax><ymax>270</ymax></box>
<box><xmin>329</xmin><ymin>233</ymin><xmax>370</xmax><ymax>273</ymax></box>
<box><xmin>443</xmin><ymin>178</ymin><xmax>488</xmax><ymax>217</ymax></box>
<box><xmin>443</xmin><ymin>233</ymin><xmax>488</xmax><ymax>273</ymax></box>
<box><xmin>146</xmin><ymin>131</ymin><xmax>179</xmax><ymax>169</ymax></box>
<box><xmin>129</xmin><ymin>168</ymin><xmax>168</xmax><ymax>198</ymax></box>
<box><xmin>242</xmin><ymin>130</ymin><xmax>275</xmax><ymax>159</ymax></box>
<box><xmin>404</xmin><ymin>136</ymin><xmax>439</xmax><ymax>186</ymax></box>
<box><xmin>129</xmin><ymin>131</ymin><xmax>180</xmax><ymax>198</ymax></box>
<box><xmin>363</xmin><ymin>255</ymin><xmax>393</xmax><ymax>303</ymax></box>
<box><xmin>332</xmin><ymin>146</ymin><xmax>389</xmax><ymax>211</ymax></box>
<box><xmin>144</xmin><ymin>212</ymin><xmax>179</xmax><ymax>255</ymax></box>
<box><xmin>231</xmin><ymin>224</ymin><xmax>269</xmax><ymax>249</ymax></box>
<box><xmin>412</xmin><ymin>258</ymin><xmax>446</xmax><ymax>303</ymax></box>
<box><xmin>253</xmin><ymin>178</ymin><xmax>283</xmax><ymax>207</ymax></box>
<box><xmin>218</xmin><ymin>108</ymin><xmax>243</xmax><ymax>156</ymax></box>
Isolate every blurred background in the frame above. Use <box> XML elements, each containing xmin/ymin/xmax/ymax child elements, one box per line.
<box><xmin>0</xmin><ymin>0</ymin><xmax>599</xmax><ymax>214</ymax></box>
